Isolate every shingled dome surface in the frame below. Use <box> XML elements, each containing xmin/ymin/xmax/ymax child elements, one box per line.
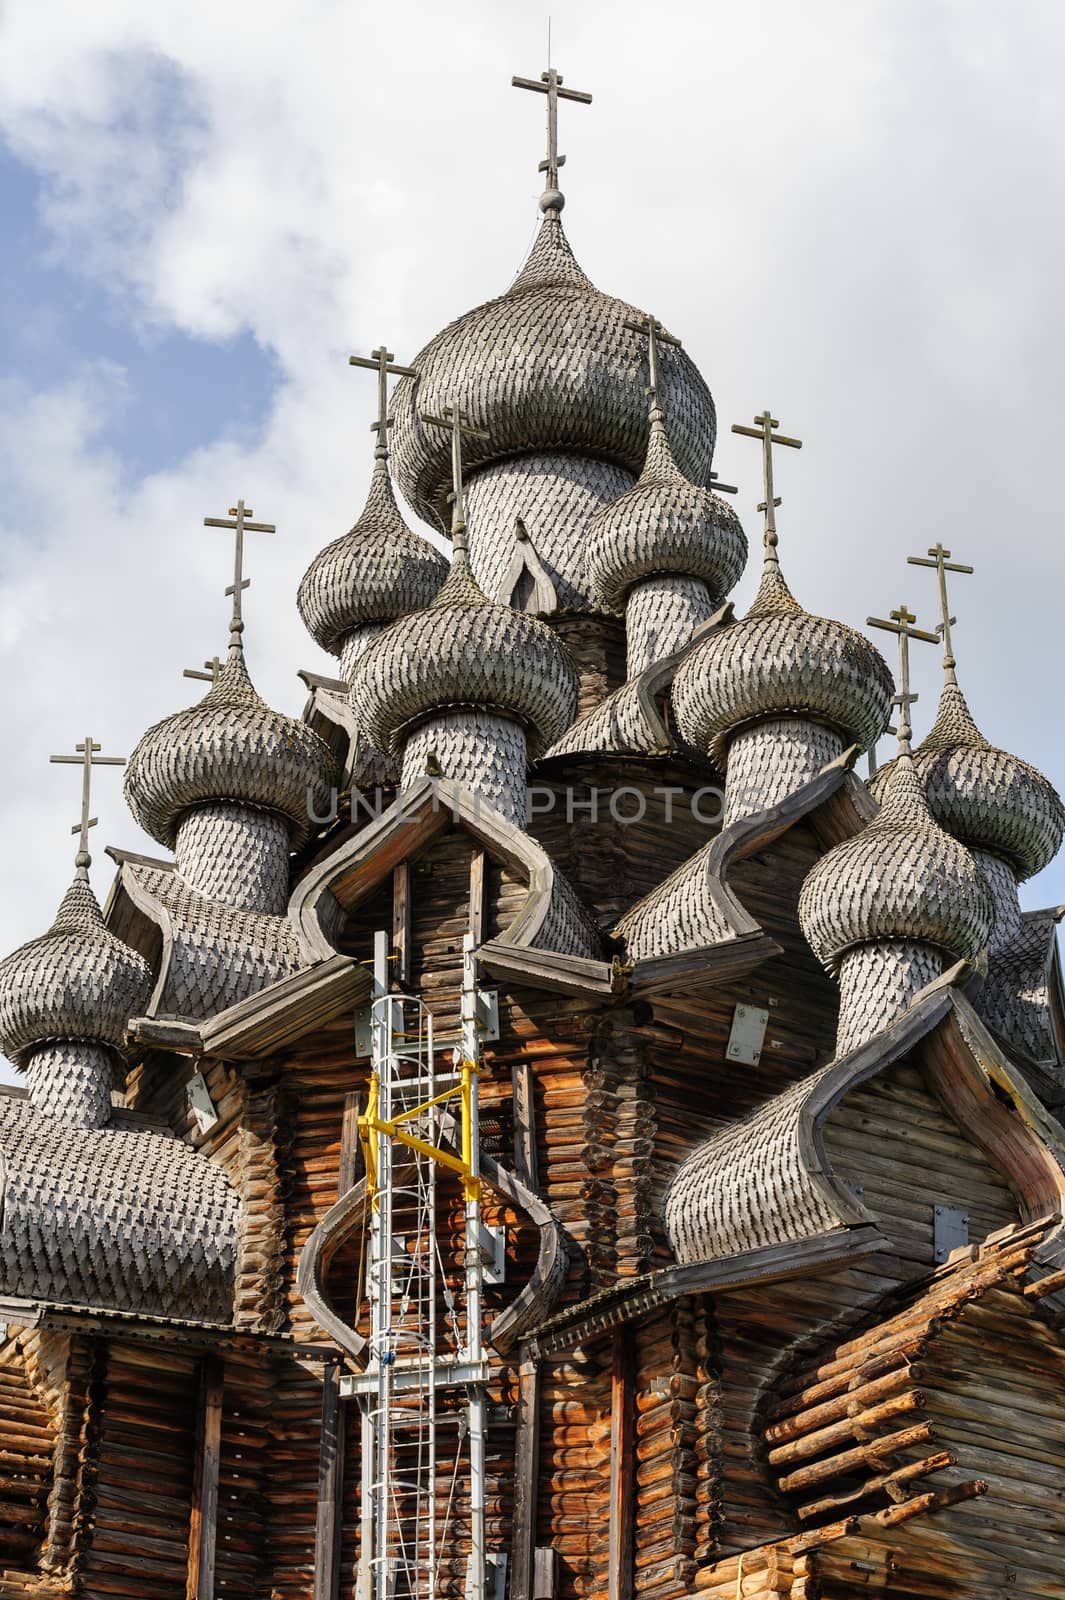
<box><xmin>0</xmin><ymin>874</ymin><xmax>152</xmax><ymax>1069</ymax></box>
<box><xmin>125</xmin><ymin>645</ymin><xmax>338</xmax><ymax>850</ymax></box>
<box><xmin>388</xmin><ymin>216</ymin><xmax>717</xmax><ymax>531</ymax></box>
<box><xmin>297</xmin><ymin>454</ymin><xmax>447</xmax><ymax>654</ymax></box>
<box><xmin>352</xmin><ymin>554</ymin><xmax>578</xmax><ymax>760</ymax></box>
<box><xmin>799</xmin><ymin>754</ymin><xmax>994</xmax><ymax>970</ymax></box>
<box><xmin>871</xmin><ymin>680</ymin><xmax>1065</xmax><ymax>882</ymax></box>
<box><xmin>672</xmin><ymin>553</ymin><xmax>894</xmax><ymax>763</ymax></box>
<box><xmin>583</xmin><ymin>413</ymin><xmax>747</xmax><ymax>611</ymax></box>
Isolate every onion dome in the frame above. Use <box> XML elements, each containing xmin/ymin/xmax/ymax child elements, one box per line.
<box><xmin>583</xmin><ymin>408</ymin><xmax>747</xmax><ymax>612</ymax></box>
<box><xmin>125</xmin><ymin>637</ymin><xmax>338</xmax><ymax>851</ymax></box>
<box><xmin>871</xmin><ymin>677</ymin><xmax>1065</xmax><ymax>882</ymax></box>
<box><xmin>799</xmin><ymin>754</ymin><xmax>994</xmax><ymax>971</ymax></box>
<box><xmin>672</xmin><ymin>538</ymin><xmax>894</xmax><ymax>763</ymax></box>
<box><xmin>297</xmin><ymin>445</ymin><xmax>447</xmax><ymax>656</ymax></box>
<box><xmin>352</xmin><ymin>545</ymin><xmax>578</xmax><ymax>760</ymax></box>
<box><xmin>0</xmin><ymin>871</ymin><xmax>152</xmax><ymax>1068</ymax></box>
<box><xmin>388</xmin><ymin>216</ymin><xmax>716</xmax><ymax>531</ymax></box>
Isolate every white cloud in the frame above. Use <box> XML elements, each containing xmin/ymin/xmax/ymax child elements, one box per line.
<box><xmin>1</xmin><ymin>0</ymin><xmax>1064</xmax><ymax>1084</ymax></box>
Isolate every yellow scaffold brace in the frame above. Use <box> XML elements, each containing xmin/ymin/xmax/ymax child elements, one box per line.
<box><xmin>358</xmin><ymin>1057</ymin><xmax>481</xmax><ymax>1204</ymax></box>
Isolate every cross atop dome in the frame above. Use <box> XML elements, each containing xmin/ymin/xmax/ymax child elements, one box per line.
<box><xmin>623</xmin><ymin>314</ymin><xmax>681</xmax><ymax>413</ymax></box>
<box><xmin>731</xmin><ymin>410</ymin><xmax>802</xmax><ymax>546</ymax></box>
<box><xmin>512</xmin><ymin>64</ymin><xmax>592</xmax><ymax>216</ymax></box>
<box><xmin>349</xmin><ymin>346</ymin><xmax>417</xmax><ymax>457</ymax></box>
<box><xmin>866</xmin><ymin>604</ymin><xmax>938</xmax><ymax>756</ymax></box>
<box><xmin>203</xmin><ymin>499</ymin><xmax>275</xmax><ymax>646</ymax></box>
<box><xmin>419</xmin><ymin>403</ymin><xmax>489</xmax><ymax>544</ymax></box>
<box><xmin>908</xmin><ymin>542</ymin><xmax>974</xmax><ymax>682</ymax></box>
<box><xmin>50</xmin><ymin>736</ymin><xmax>126</xmax><ymax>874</ymax></box>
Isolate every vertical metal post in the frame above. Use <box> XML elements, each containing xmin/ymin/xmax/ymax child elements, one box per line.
<box><xmin>462</xmin><ymin>935</ymin><xmax>486</xmax><ymax>1600</ymax></box>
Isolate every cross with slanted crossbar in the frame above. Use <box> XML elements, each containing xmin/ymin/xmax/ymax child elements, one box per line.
<box><xmin>50</xmin><ymin>737</ymin><xmax>126</xmax><ymax>869</ymax></box>
<box><xmin>866</xmin><ymin>605</ymin><xmax>938</xmax><ymax>755</ymax></box>
<box><xmin>623</xmin><ymin>314</ymin><xmax>681</xmax><ymax>408</ymax></box>
<box><xmin>907</xmin><ymin>543</ymin><xmax>974</xmax><ymax>675</ymax></box>
<box><xmin>732</xmin><ymin>411</ymin><xmax>802</xmax><ymax>542</ymax></box>
<box><xmin>203</xmin><ymin>500</ymin><xmax>275</xmax><ymax>634</ymax></box>
<box><xmin>512</xmin><ymin>65</ymin><xmax>592</xmax><ymax>208</ymax></box>
<box><xmin>420</xmin><ymin>404</ymin><xmax>490</xmax><ymax>541</ymax></box>
<box><xmin>183</xmin><ymin>657</ymin><xmax>222</xmax><ymax>685</ymax></box>
<box><xmin>349</xmin><ymin>347</ymin><xmax>418</xmax><ymax>444</ymax></box>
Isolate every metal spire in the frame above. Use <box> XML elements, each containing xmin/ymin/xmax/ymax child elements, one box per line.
<box><xmin>511</xmin><ymin>63</ymin><xmax>592</xmax><ymax>216</ymax></box>
<box><xmin>907</xmin><ymin>542</ymin><xmax>974</xmax><ymax>684</ymax></box>
<box><xmin>349</xmin><ymin>346</ymin><xmax>417</xmax><ymax>461</ymax></box>
<box><xmin>866</xmin><ymin>605</ymin><xmax>938</xmax><ymax>757</ymax></box>
<box><xmin>622</xmin><ymin>314</ymin><xmax>681</xmax><ymax>416</ymax></box>
<box><xmin>419</xmin><ymin>404</ymin><xmax>490</xmax><ymax>547</ymax></box>
<box><xmin>50</xmin><ymin>737</ymin><xmax>126</xmax><ymax>875</ymax></box>
<box><xmin>203</xmin><ymin>499</ymin><xmax>275</xmax><ymax>648</ymax></box>
<box><xmin>731</xmin><ymin>410</ymin><xmax>803</xmax><ymax>548</ymax></box>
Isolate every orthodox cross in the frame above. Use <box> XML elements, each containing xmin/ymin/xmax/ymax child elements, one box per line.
<box><xmin>203</xmin><ymin>499</ymin><xmax>275</xmax><ymax>634</ymax></box>
<box><xmin>50</xmin><ymin>737</ymin><xmax>126</xmax><ymax>869</ymax></box>
<box><xmin>183</xmin><ymin>656</ymin><xmax>222</xmax><ymax>685</ymax></box>
<box><xmin>907</xmin><ymin>542</ymin><xmax>973</xmax><ymax>674</ymax></box>
<box><xmin>709</xmin><ymin>470</ymin><xmax>738</xmax><ymax>497</ymax></box>
<box><xmin>866</xmin><ymin>605</ymin><xmax>938</xmax><ymax>755</ymax></box>
<box><xmin>731</xmin><ymin>411</ymin><xmax>802</xmax><ymax>542</ymax></box>
<box><xmin>419</xmin><ymin>404</ymin><xmax>489</xmax><ymax>540</ymax></box>
<box><xmin>511</xmin><ymin>65</ymin><xmax>592</xmax><ymax>204</ymax></box>
<box><xmin>349</xmin><ymin>346</ymin><xmax>417</xmax><ymax>445</ymax></box>
<box><xmin>622</xmin><ymin>314</ymin><xmax>681</xmax><ymax>408</ymax></box>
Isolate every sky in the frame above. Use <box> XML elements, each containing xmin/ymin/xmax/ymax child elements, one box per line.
<box><xmin>0</xmin><ymin>1</ymin><xmax>1063</xmax><ymax>1052</ymax></box>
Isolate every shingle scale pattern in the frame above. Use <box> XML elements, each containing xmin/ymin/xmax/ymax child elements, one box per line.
<box><xmin>672</xmin><ymin>552</ymin><xmax>894</xmax><ymax>764</ymax></box>
<box><xmin>402</xmin><ymin>713</ymin><xmax>529</xmax><ymax>829</ymax></box>
<box><xmin>389</xmin><ymin>216</ymin><xmax>716</xmax><ymax>531</ymax></box>
<box><xmin>871</xmin><ymin>680</ymin><xmax>1065</xmax><ymax>881</ymax></box>
<box><xmin>175</xmin><ymin>803</ymin><xmax>292</xmax><ymax>915</ymax></box>
<box><xmin>799</xmin><ymin>755</ymin><xmax>994</xmax><ymax>971</ymax></box>
<box><xmin>297</xmin><ymin>455</ymin><xmax>447</xmax><ymax>654</ymax></box>
<box><xmin>835</xmin><ymin>940</ymin><xmax>942</xmax><ymax>1057</ymax></box>
<box><xmin>0</xmin><ymin>1095</ymin><xmax>239</xmax><ymax>1322</ymax></box>
<box><xmin>125</xmin><ymin>644</ymin><xmax>338</xmax><ymax>851</ymax></box>
<box><xmin>624</xmin><ymin>575</ymin><xmax>715</xmax><ymax>680</ymax></box>
<box><xmin>24</xmin><ymin>1040</ymin><xmax>114</xmax><ymax>1129</ymax></box>
<box><xmin>979</xmin><ymin>909</ymin><xmax>1062</xmax><ymax>1065</ymax></box>
<box><xmin>542</xmin><ymin>678</ymin><xmax>668</xmax><ymax>760</ymax></box>
<box><xmin>612</xmin><ymin>838</ymin><xmax>731</xmax><ymax>962</ymax></box>
<box><xmin>0</xmin><ymin>874</ymin><xmax>151</xmax><ymax>1069</ymax></box>
<box><xmin>723</xmin><ymin>719</ymin><xmax>844</xmax><ymax>825</ymax></box>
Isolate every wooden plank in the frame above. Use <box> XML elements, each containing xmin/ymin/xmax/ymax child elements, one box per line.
<box><xmin>469</xmin><ymin>847</ymin><xmax>486</xmax><ymax>945</ymax></box>
<box><xmin>392</xmin><ymin>861</ymin><xmax>412</xmax><ymax>986</ymax></box>
<box><xmin>608</xmin><ymin>1328</ymin><xmax>635</xmax><ymax>1600</ymax></box>
<box><xmin>512</xmin><ymin>1061</ymin><xmax>539</xmax><ymax>1192</ymax></box>
<box><xmin>312</xmin><ymin>1363</ymin><xmax>345</xmax><ymax>1600</ymax></box>
<box><xmin>510</xmin><ymin>1359</ymin><xmax>542</xmax><ymax>1600</ymax></box>
<box><xmin>337</xmin><ymin>1092</ymin><xmax>361</xmax><ymax>1198</ymax></box>
<box><xmin>186</xmin><ymin>1355</ymin><xmax>223</xmax><ymax>1600</ymax></box>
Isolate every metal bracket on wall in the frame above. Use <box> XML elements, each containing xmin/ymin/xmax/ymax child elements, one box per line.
<box><xmin>726</xmin><ymin>1003</ymin><xmax>770</xmax><ymax>1066</ymax></box>
<box><xmin>186</xmin><ymin>1070</ymin><xmax>220</xmax><ymax>1134</ymax></box>
<box><xmin>933</xmin><ymin>1203</ymin><xmax>969</xmax><ymax>1264</ymax></box>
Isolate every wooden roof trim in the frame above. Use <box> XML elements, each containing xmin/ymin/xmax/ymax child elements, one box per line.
<box><xmin>127</xmin><ymin>954</ymin><xmax>372</xmax><ymax>1062</ymax></box>
<box><xmin>627</xmin><ymin>929</ymin><xmax>781</xmax><ymax>997</ymax></box>
<box><xmin>103</xmin><ymin>852</ymin><xmax>176</xmax><ymax>1016</ymax></box>
<box><xmin>476</xmin><ymin>941</ymin><xmax>619</xmax><ymax>999</ymax></box>
<box><xmin>525</xmin><ymin>1225</ymin><xmax>884</xmax><ymax>1357</ymax></box>
<box><xmin>298</xmin><ymin>1114</ymin><xmax>567</xmax><ymax>1364</ymax></box>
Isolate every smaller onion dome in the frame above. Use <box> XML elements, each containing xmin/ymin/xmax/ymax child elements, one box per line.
<box><xmin>583</xmin><ymin>408</ymin><xmax>747</xmax><ymax>612</ymax></box>
<box><xmin>352</xmin><ymin>545</ymin><xmax>578</xmax><ymax>760</ymax></box>
<box><xmin>125</xmin><ymin>637</ymin><xmax>338</xmax><ymax>851</ymax></box>
<box><xmin>672</xmin><ymin>538</ymin><xmax>894</xmax><ymax>763</ymax></box>
<box><xmin>0</xmin><ymin>872</ymin><xmax>152</xmax><ymax>1068</ymax></box>
<box><xmin>297</xmin><ymin>447</ymin><xmax>447</xmax><ymax>656</ymax></box>
<box><xmin>871</xmin><ymin>676</ymin><xmax>1065</xmax><ymax>882</ymax></box>
<box><xmin>799</xmin><ymin>753</ymin><xmax>994</xmax><ymax>971</ymax></box>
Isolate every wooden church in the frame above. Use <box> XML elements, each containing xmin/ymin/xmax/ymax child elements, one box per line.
<box><xmin>2</xmin><ymin>62</ymin><xmax>1065</xmax><ymax>1600</ymax></box>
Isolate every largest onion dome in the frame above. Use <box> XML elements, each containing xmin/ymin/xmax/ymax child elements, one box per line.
<box><xmin>388</xmin><ymin>216</ymin><xmax>717</xmax><ymax>532</ymax></box>
<box><xmin>0</xmin><ymin>870</ymin><xmax>151</xmax><ymax>1068</ymax></box>
<box><xmin>297</xmin><ymin>441</ymin><xmax>447</xmax><ymax>657</ymax></box>
<box><xmin>871</xmin><ymin>673</ymin><xmax>1065</xmax><ymax>883</ymax></box>
<box><xmin>125</xmin><ymin>634</ymin><xmax>338</xmax><ymax>851</ymax></box>
<box><xmin>672</xmin><ymin>536</ymin><xmax>894</xmax><ymax>763</ymax></box>
<box><xmin>352</xmin><ymin>542</ymin><xmax>578</xmax><ymax>761</ymax></box>
<box><xmin>583</xmin><ymin>405</ymin><xmax>747</xmax><ymax>612</ymax></box>
<box><xmin>799</xmin><ymin>753</ymin><xmax>994</xmax><ymax>971</ymax></box>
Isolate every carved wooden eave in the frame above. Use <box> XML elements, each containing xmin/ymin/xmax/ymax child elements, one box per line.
<box><xmin>298</xmin><ymin>1111</ymin><xmax>567</xmax><ymax>1364</ymax></box>
<box><xmin>522</xmin><ymin>1226</ymin><xmax>885</xmax><ymax>1358</ymax></box>
<box><xmin>291</xmin><ymin>775</ymin><xmax>613</xmax><ymax>993</ymax></box>
<box><xmin>614</xmin><ymin>751</ymin><xmax>874</xmax><ymax>995</ymax></box>
<box><xmin>127</xmin><ymin>953</ymin><xmax>372</xmax><ymax>1061</ymax></box>
<box><xmin>298</xmin><ymin>668</ymin><xmax>358</xmax><ymax>779</ymax></box>
<box><xmin>665</xmin><ymin>968</ymin><xmax>1065</xmax><ymax>1271</ymax></box>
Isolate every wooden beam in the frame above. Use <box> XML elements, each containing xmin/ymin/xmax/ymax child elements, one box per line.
<box><xmin>338</xmin><ymin>1091</ymin><xmax>361</xmax><ymax>1198</ymax></box>
<box><xmin>392</xmin><ymin>860</ymin><xmax>412</xmax><ymax>987</ymax></box>
<box><xmin>313</xmin><ymin>1362</ymin><xmax>346</xmax><ymax>1600</ymax></box>
<box><xmin>512</xmin><ymin>1061</ymin><xmax>539</xmax><ymax>1192</ymax></box>
<box><xmin>607</xmin><ymin>1329</ymin><xmax>635</xmax><ymax>1600</ymax></box>
<box><xmin>469</xmin><ymin>847</ymin><xmax>486</xmax><ymax>945</ymax></box>
<box><xmin>510</xmin><ymin>1358</ymin><xmax>542</xmax><ymax>1600</ymax></box>
<box><xmin>186</xmin><ymin>1355</ymin><xmax>224</xmax><ymax>1600</ymax></box>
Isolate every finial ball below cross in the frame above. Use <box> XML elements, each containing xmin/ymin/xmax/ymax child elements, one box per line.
<box><xmin>512</xmin><ymin>65</ymin><xmax>592</xmax><ymax>213</ymax></box>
